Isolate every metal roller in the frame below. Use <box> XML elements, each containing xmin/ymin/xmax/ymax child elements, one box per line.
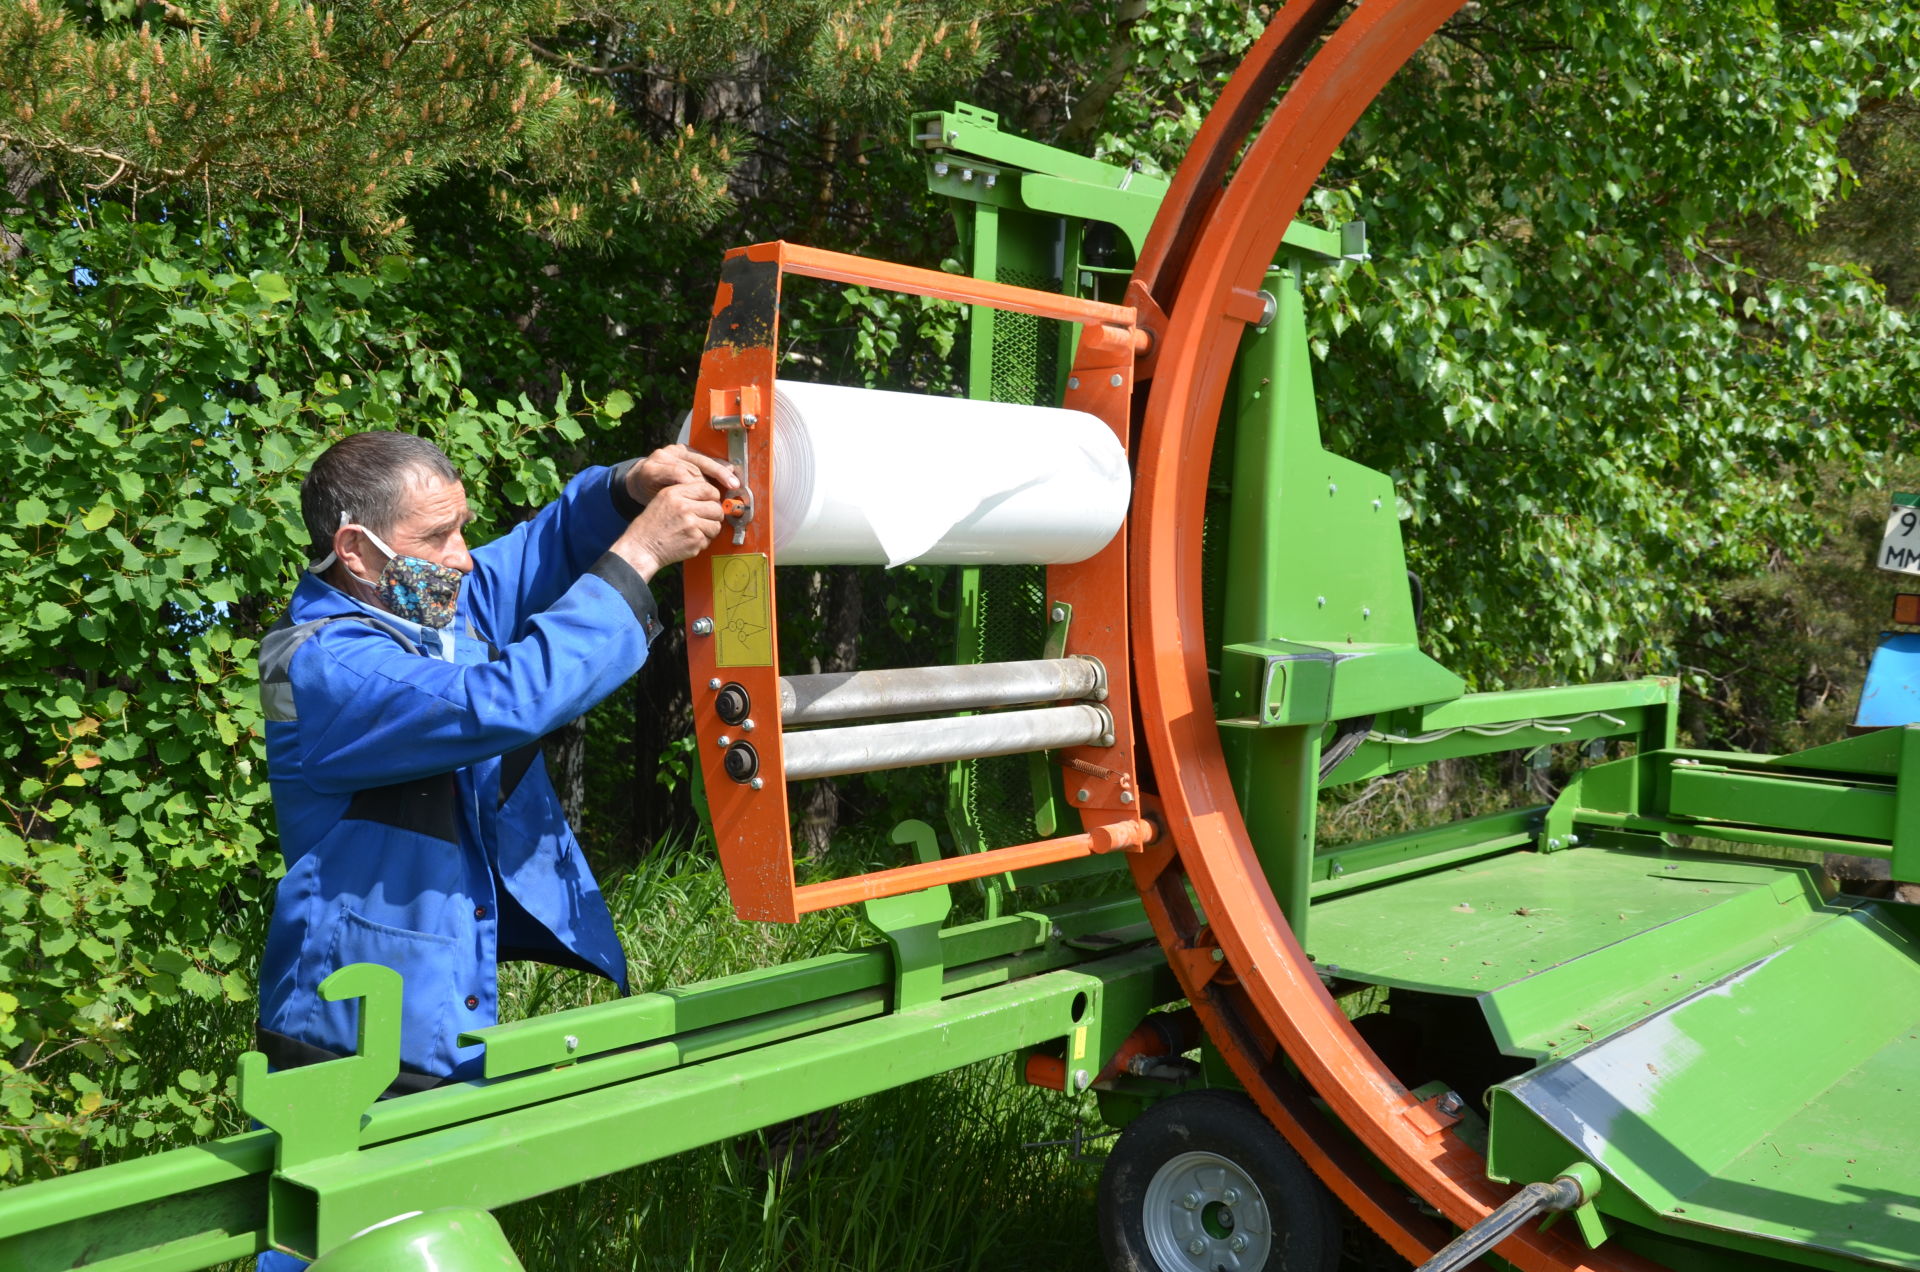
<box><xmin>779</xmin><ymin>657</ymin><xmax>1105</xmax><ymax>726</ymax></box>
<box><xmin>782</xmin><ymin>704</ymin><xmax>1113</xmax><ymax>781</ymax></box>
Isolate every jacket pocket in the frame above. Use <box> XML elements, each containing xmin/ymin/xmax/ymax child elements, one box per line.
<box><xmin>304</xmin><ymin>907</ymin><xmax>460</xmax><ymax>1079</ymax></box>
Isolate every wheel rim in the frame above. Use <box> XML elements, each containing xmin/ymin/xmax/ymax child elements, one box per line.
<box><xmin>1140</xmin><ymin>1149</ymin><xmax>1273</xmax><ymax>1271</ymax></box>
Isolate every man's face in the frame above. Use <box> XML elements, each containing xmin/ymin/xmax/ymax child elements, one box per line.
<box><xmin>335</xmin><ymin>469</ymin><xmax>476</xmax><ymax>588</ymax></box>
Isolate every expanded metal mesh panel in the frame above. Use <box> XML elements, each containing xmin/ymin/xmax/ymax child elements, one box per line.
<box><xmin>958</xmin><ymin>264</ymin><xmax>1061</xmax><ymax>851</ymax></box>
<box><xmin>961</xmin><ymin>565</ymin><xmax>1050</xmax><ymax>849</ymax></box>
<box><xmin>988</xmin><ymin>267</ymin><xmax>1062</xmax><ymax>408</ymax></box>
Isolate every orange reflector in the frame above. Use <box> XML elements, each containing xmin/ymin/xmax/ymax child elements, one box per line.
<box><xmin>1896</xmin><ymin>594</ymin><xmax>1920</xmax><ymax>625</ymax></box>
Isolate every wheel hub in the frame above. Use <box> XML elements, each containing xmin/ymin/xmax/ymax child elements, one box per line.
<box><xmin>1141</xmin><ymin>1150</ymin><xmax>1272</xmax><ymax>1270</ymax></box>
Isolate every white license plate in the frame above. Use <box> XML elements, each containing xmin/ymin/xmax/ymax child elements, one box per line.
<box><xmin>1879</xmin><ymin>500</ymin><xmax>1920</xmax><ymax>575</ymax></box>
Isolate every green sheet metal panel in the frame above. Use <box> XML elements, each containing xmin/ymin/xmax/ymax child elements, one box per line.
<box><xmin>1305</xmin><ymin>846</ymin><xmax>1800</xmax><ymax>996</ymax></box>
<box><xmin>1486</xmin><ymin>903</ymin><xmax>1920</xmax><ymax>1269</ymax></box>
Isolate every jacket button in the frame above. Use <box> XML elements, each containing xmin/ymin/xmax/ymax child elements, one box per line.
<box><xmin>474</xmin><ymin>905</ymin><xmax>488</xmax><ymax>919</ymax></box>
<box><xmin>464</xmin><ymin>995</ymin><xmax>479</xmax><ymax>1010</ymax></box>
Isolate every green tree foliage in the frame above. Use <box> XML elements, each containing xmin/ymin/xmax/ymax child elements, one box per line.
<box><xmin>0</xmin><ymin>0</ymin><xmax>995</xmax><ymax>243</ymax></box>
<box><xmin>0</xmin><ymin>199</ymin><xmax>616</xmax><ymax>1178</ymax></box>
<box><xmin>1004</xmin><ymin>0</ymin><xmax>1920</xmax><ymax>690</ymax></box>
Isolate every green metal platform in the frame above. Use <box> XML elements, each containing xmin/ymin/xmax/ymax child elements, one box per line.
<box><xmin>1309</xmin><ymin>845</ymin><xmax>1920</xmax><ymax>1269</ymax></box>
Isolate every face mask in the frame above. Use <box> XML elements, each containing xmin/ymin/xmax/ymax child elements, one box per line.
<box><xmin>310</xmin><ymin>515</ymin><xmax>465</xmax><ymax>629</ymax></box>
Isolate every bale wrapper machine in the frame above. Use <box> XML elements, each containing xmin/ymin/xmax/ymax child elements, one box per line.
<box><xmin>6</xmin><ymin>2</ymin><xmax>1920</xmax><ymax>1269</ymax></box>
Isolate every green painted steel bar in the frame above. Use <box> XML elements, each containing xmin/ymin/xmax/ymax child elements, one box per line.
<box><xmin>470</xmin><ymin>892</ymin><xmax>1139</xmax><ymax>1076</ymax></box>
<box><xmin>1309</xmin><ymin>806</ymin><xmax>1541</xmax><ymax>898</ymax></box>
<box><xmin>1</xmin><ymin>895</ymin><xmax>1156</xmax><ymax>1270</ymax></box>
<box><xmin>0</xmin><ymin>1134</ymin><xmax>274</xmax><ymax>1272</ymax></box>
<box><xmin>1416</xmin><ymin>679</ymin><xmax>1675</xmax><ymax>731</ymax></box>
<box><xmin>283</xmin><ymin>947</ymin><xmax>1174</xmax><ymax>1257</ymax></box>
<box><xmin>1667</xmin><ymin>764</ymin><xmax>1894</xmax><ymax>843</ymax></box>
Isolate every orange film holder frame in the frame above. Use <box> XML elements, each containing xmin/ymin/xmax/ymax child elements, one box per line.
<box><xmin>681</xmin><ymin>241</ymin><xmax>1153</xmax><ymax>922</ymax></box>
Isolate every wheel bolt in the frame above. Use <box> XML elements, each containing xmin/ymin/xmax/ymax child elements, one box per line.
<box><xmin>1228</xmin><ymin>1235</ymin><xmax>1248</xmax><ymax>1253</ymax></box>
<box><xmin>1222</xmin><ymin>1188</ymin><xmax>1240</xmax><ymax>1205</ymax></box>
<box><xmin>1187</xmin><ymin>1238</ymin><xmax>1208</xmax><ymax>1256</ymax></box>
<box><xmin>1182</xmin><ymin>1191</ymin><xmax>1202</xmax><ymax>1209</ymax></box>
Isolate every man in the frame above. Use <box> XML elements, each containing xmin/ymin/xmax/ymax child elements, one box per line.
<box><xmin>254</xmin><ymin>430</ymin><xmax>731</xmax><ymax>1098</ymax></box>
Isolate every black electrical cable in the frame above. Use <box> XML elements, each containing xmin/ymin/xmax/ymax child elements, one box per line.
<box><xmin>1319</xmin><ymin>714</ymin><xmax>1375</xmax><ymax>782</ymax></box>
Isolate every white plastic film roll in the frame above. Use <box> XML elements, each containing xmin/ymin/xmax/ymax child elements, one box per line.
<box><xmin>683</xmin><ymin>381</ymin><xmax>1130</xmax><ymax>568</ymax></box>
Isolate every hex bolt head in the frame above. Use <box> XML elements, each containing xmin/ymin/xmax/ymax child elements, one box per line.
<box><xmin>1373</xmin><ymin>498</ymin><xmax>1383</xmax><ymax>510</ymax></box>
<box><xmin>1076</xmin><ymin>788</ymin><xmax>1090</xmax><ymax>802</ymax></box>
<box><xmin>1182</xmin><ymin>1192</ymin><xmax>1202</xmax><ymax>1210</ymax></box>
<box><xmin>1222</xmin><ymin>1188</ymin><xmax>1240</xmax><ymax>1205</ymax></box>
<box><xmin>1050</xmin><ymin>605</ymin><xmax>1068</xmax><ymax>623</ymax></box>
<box><xmin>1187</xmin><ymin>1239</ymin><xmax>1208</xmax><ymax>1256</ymax></box>
<box><xmin>691</xmin><ymin>617</ymin><xmax>714</xmax><ymax>636</ymax></box>
<box><xmin>564</xmin><ymin>1034</ymin><xmax>579</xmax><ymax>1053</ymax></box>
<box><xmin>1210</xmin><ymin>947</ymin><xmax>1226</xmax><ymax>963</ymax></box>
<box><xmin>1120</xmin><ymin>790</ymin><xmax>1135</xmax><ymax>804</ymax></box>
<box><xmin>1229</xmin><ymin>1235</ymin><xmax>1248</xmax><ymax>1254</ymax></box>
<box><xmin>1437</xmin><ymin>1090</ymin><xmax>1466</xmax><ymax>1117</ymax></box>
<box><xmin>1328</xmin><ymin>482</ymin><xmax>1338</xmax><ymax>495</ymax></box>
<box><xmin>1067</xmin><ymin>376</ymin><xmax>1080</xmax><ymax>390</ymax></box>
<box><xmin>984</xmin><ymin>172</ymin><xmax>997</xmax><ymax>188</ymax></box>
<box><xmin>1109</xmin><ymin>373</ymin><xmax>1124</xmax><ymax>387</ymax></box>
<box><xmin>1316</xmin><ymin>596</ymin><xmax>1327</xmax><ymax>607</ymax></box>
<box><xmin>933</xmin><ymin>161</ymin><xmax>949</xmax><ymax>176</ymax></box>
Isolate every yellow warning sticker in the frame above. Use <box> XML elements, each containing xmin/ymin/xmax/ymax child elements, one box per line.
<box><xmin>713</xmin><ymin>553</ymin><xmax>772</xmax><ymax>667</ymax></box>
<box><xmin>1071</xmin><ymin>1026</ymin><xmax>1087</xmax><ymax>1061</ymax></box>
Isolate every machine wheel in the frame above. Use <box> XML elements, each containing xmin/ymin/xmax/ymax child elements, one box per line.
<box><xmin>1098</xmin><ymin>1089</ymin><xmax>1342</xmax><ymax>1272</ymax></box>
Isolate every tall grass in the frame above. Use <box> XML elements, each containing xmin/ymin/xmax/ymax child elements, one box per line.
<box><xmin>492</xmin><ymin>839</ymin><xmax>1113</xmax><ymax>1271</ymax></box>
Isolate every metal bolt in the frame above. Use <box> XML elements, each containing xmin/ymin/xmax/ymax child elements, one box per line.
<box><xmin>1329</xmin><ymin>482</ymin><xmax>1338</xmax><ymax>495</ymax></box>
<box><xmin>1362</xmin><ymin>607</ymin><xmax>1371</xmax><ymax>619</ymax></box>
<box><xmin>1222</xmin><ymin>1188</ymin><xmax>1241</xmax><ymax>1205</ymax></box>
<box><xmin>1109</xmin><ymin>373</ymin><xmax>1123</xmax><ymax>387</ymax></box>
<box><xmin>1549</xmin><ymin>836</ymin><xmax>1564</xmax><ymax>849</ymax></box>
<box><xmin>984</xmin><ymin>172</ymin><xmax>997</xmax><ymax>188</ymax></box>
<box><xmin>742</xmin><ymin>718</ymin><xmax>755</xmax><ymax>732</ymax></box>
<box><xmin>1210</xmin><ymin>947</ymin><xmax>1226</xmax><ymax>963</ymax></box>
<box><xmin>933</xmin><ymin>161</ymin><xmax>949</xmax><ymax>176</ymax></box>
<box><xmin>1187</xmin><ymin>1239</ymin><xmax>1208</xmax><ymax>1256</ymax></box>
<box><xmin>1255</xmin><ymin>289</ymin><xmax>1278</xmax><ymax>327</ymax></box>
<box><xmin>1566</xmin><ymin>832</ymin><xmax>1579</xmax><ymax>845</ymax></box>
<box><xmin>691</xmin><ymin>617</ymin><xmax>714</xmax><ymax>636</ymax></box>
<box><xmin>961</xmin><ymin>167</ymin><xmax>975</xmax><ymax>182</ymax></box>
<box><xmin>749</xmin><ymin>777</ymin><xmax>764</xmax><ymax>791</ymax></box>
<box><xmin>1330</xmin><ymin>860</ymin><xmax>1345</xmax><ymax>876</ymax></box>
<box><xmin>717</xmin><ymin>735</ymin><xmax>731</xmax><ymax>747</ymax></box>
<box><xmin>1120</xmin><ymin>790</ymin><xmax>1134</xmax><ymax>804</ymax></box>
<box><xmin>1372</xmin><ymin>498</ymin><xmax>1382</xmax><ymax>510</ymax></box>
<box><xmin>1316</xmin><ymin>596</ymin><xmax>1327</xmax><ymax>607</ymax></box>
<box><xmin>946</xmin><ymin>130</ymin><xmax>958</xmax><ymax>142</ymax></box>
<box><xmin>1437</xmin><ymin>1090</ymin><xmax>1466</xmax><ymax>1117</ymax></box>
<box><xmin>1076</xmin><ymin>788</ymin><xmax>1090</xmax><ymax>802</ymax></box>
<box><xmin>1050</xmin><ymin>605</ymin><xmax>1067</xmax><ymax>623</ymax></box>
<box><xmin>708</xmin><ymin>677</ymin><xmax>722</xmax><ymax>690</ymax></box>
<box><xmin>741</xmin><ymin>414</ymin><xmax>758</xmax><ymax>427</ymax></box>
<box><xmin>1067</xmin><ymin>376</ymin><xmax>1080</xmax><ymax>390</ymax></box>
<box><xmin>1229</xmin><ymin>1235</ymin><xmax>1248</xmax><ymax>1254</ymax></box>
<box><xmin>1074</xmin><ymin>1068</ymin><xmax>1090</xmax><ymax>1090</ymax></box>
<box><xmin>564</xmin><ymin>1034</ymin><xmax>579</xmax><ymax>1053</ymax></box>
<box><xmin>1182</xmin><ymin>1192</ymin><xmax>1203</xmax><ymax>1210</ymax></box>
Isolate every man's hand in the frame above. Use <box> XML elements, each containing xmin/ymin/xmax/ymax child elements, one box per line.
<box><xmin>627</xmin><ymin>444</ymin><xmax>738</xmax><ymax>505</ymax></box>
<box><xmin>611</xmin><ymin>480</ymin><xmax>725</xmax><ymax>581</ymax></box>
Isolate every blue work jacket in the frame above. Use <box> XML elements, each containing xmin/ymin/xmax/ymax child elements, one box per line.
<box><xmin>255</xmin><ymin>464</ymin><xmax>659</xmax><ymax>1084</ymax></box>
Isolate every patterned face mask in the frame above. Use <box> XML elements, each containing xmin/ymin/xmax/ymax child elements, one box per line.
<box><xmin>310</xmin><ymin>516</ymin><xmax>465</xmax><ymax>629</ymax></box>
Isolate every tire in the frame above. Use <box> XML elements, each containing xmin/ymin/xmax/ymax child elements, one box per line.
<box><xmin>1098</xmin><ymin>1089</ymin><xmax>1342</xmax><ymax>1272</ymax></box>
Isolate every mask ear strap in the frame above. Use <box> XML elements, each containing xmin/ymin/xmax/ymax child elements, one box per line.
<box><xmin>309</xmin><ymin>511</ymin><xmax>398</xmax><ymax>575</ymax></box>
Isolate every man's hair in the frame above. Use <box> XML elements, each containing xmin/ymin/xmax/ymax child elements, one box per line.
<box><xmin>301</xmin><ymin>431</ymin><xmax>460</xmax><ymax>560</ymax></box>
